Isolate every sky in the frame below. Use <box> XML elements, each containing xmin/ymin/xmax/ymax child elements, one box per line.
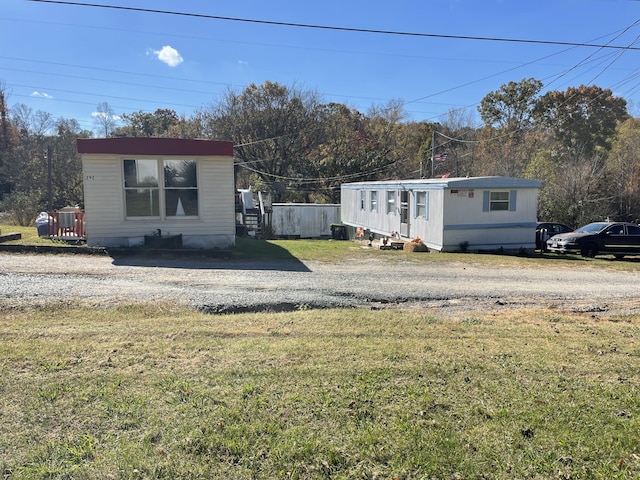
<box><xmin>2</xmin><ymin>0</ymin><xmax>640</xmax><ymax>134</ymax></box>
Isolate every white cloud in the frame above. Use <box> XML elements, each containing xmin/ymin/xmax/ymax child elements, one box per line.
<box><xmin>91</xmin><ymin>111</ymin><xmax>121</xmax><ymax>121</ymax></box>
<box><xmin>151</xmin><ymin>45</ymin><xmax>184</xmax><ymax>67</ymax></box>
<box><xmin>31</xmin><ymin>91</ymin><xmax>53</xmax><ymax>99</ymax></box>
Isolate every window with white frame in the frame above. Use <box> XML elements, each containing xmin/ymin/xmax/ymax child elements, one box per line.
<box><xmin>359</xmin><ymin>190</ymin><xmax>365</xmax><ymax>210</ymax></box>
<box><xmin>124</xmin><ymin>158</ymin><xmax>198</xmax><ymax>218</ymax></box>
<box><xmin>124</xmin><ymin>159</ymin><xmax>159</xmax><ymax>217</ymax></box>
<box><xmin>386</xmin><ymin>190</ymin><xmax>396</xmax><ymax>214</ymax></box>
<box><xmin>370</xmin><ymin>190</ymin><xmax>378</xmax><ymax>212</ymax></box>
<box><xmin>489</xmin><ymin>191</ymin><xmax>509</xmax><ymax>211</ymax></box>
<box><xmin>415</xmin><ymin>191</ymin><xmax>428</xmax><ymax>218</ymax></box>
<box><xmin>164</xmin><ymin>159</ymin><xmax>198</xmax><ymax>216</ymax></box>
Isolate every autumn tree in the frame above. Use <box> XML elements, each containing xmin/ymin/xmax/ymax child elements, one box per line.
<box><xmin>533</xmin><ymin>84</ymin><xmax>628</xmax><ymax>158</ymax></box>
<box><xmin>306</xmin><ymin>103</ymin><xmax>364</xmax><ymax>202</ymax></box>
<box><xmin>353</xmin><ymin>100</ymin><xmax>406</xmax><ymax>179</ymax></box>
<box><xmin>198</xmin><ymin>81</ymin><xmax>325</xmax><ymax>200</ymax></box>
<box><xmin>49</xmin><ymin>118</ymin><xmax>92</xmax><ymax>208</ymax></box>
<box><xmin>431</xmin><ymin>107</ymin><xmax>479</xmax><ymax>178</ymax></box>
<box><xmin>605</xmin><ymin>117</ymin><xmax>640</xmax><ymax>223</ymax></box>
<box><xmin>113</xmin><ymin>109</ymin><xmax>182</xmax><ymax>137</ymax></box>
<box><xmin>8</xmin><ymin>104</ymin><xmax>53</xmax><ymax>198</ymax></box>
<box><xmin>308</xmin><ymin>101</ymin><xmax>407</xmax><ymax>202</ymax></box>
<box><xmin>530</xmin><ymin>85</ymin><xmax>628</xmax><ymax>225</ymax></box>
<box><xmin>476</xmin><ymin>78</ymin><xmax>543</xmax><ymax>176</ymax></box>
<box><xmin>0</xmin><ymin>86</ymin><xmax>19</xmax><ymax>199</ymax></box>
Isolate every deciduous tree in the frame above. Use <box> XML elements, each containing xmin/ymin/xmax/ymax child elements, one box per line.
<box><xmin>476</xmin><ymin>78</ymin><xmax>543</xmax><ymax>176</ymax></box>
<box><xmin>533</xmin><ymin>84</ymin><xmax>628</xmax><ymax>158</ymax></box>
<box><xmin>606</xmin><ymin>118</ymin><xmax>640</xmax><ymax>223</ymax></box>
<box><xmin>113</xmin><ymin>109</ymin><xmax>181</xmax><ymax>137</ymax></box>
<box><xmin>199</xmin><ymin>81</ymin><xmax>325</xmax><ymax>200</ymax></box>
<box><xmin>93</xmin><ymin>102</ymin><xmax>120</xmax><ymax>137</ymax></box>
<box><xmin>0</xmin><ymin>86</ymin><xmax>19</xmax><ymax>199</ymax></box>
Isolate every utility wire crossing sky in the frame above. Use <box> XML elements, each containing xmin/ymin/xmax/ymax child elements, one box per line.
<box><xmin>2</xmin><ymin>0</ymin><xmax>640</xmax><ymax>132</ymax></box>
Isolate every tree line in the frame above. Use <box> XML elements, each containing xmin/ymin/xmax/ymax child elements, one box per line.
<box><xmin>0</xmin><ymin>78</ymin><xmax>638</xmax><ymax>228</ymax></box>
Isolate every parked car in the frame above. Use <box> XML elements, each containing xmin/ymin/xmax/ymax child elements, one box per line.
<box><xmin>536</xmin><ymin>222</ymin><xmax>573</xmax><ymax>251</ymax></box>
<box><xmin>546</xmin><ymin>221</ymin><xmax>640</xmax><ymax>258</ymax></box>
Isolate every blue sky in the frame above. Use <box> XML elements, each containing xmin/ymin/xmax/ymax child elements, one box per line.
<box><xmin>2</xmin><ymin>0</ymin><xmax>640</xmax><ymax>133</ymax></box>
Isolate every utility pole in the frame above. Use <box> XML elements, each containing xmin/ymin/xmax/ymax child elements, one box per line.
<box><xmin>47</xmin><ymin>145</ymin><xmax>52</xmax><ymax>211</ymax></box>
<box><xmin>430</xmin><ymin>130</ymin><xmax>436</xmax><ymax>178</ymax></box>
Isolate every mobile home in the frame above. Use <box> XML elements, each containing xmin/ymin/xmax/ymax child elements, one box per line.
<box><xmin>77</xmin><ymin>137</ymin><xmax>235</xmax><ymax>249</ymax></box>
<box><xmin>341</xmin><ymin>176</ymin><xmax>542</xmax><ymax>252</ymax></box>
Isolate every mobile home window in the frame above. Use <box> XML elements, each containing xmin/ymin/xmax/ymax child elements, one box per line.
<box><xmin>489</xmin><ymin>191</ymin><xmax>510</xmax><ymax>211</ymax></box>
<box><xmin>164</xmin><ymin>159</ymin><xmax>198</xmax><ymax>216</ymax></box>
<box><xmin>386</xmin><ymin>190</ymin><xmax>396</xmax><ymax>214</ymax></box>
<box><xmin>359</xmin><ymin>190</ymin><xmax>365</xmax><ymax>210</ymax></box>
<box><xmin>415</xmin><ymin>191</ymin><xmax>428</xmax><ymax>218</ymax></box>
<box><xmin>124</xmin><ymin>159</ymin><xmax>160</xmax><ymax>217</ymax></box>
<box><xmin>370</xmin><ymin>190</ymin><xmax>378</xmax><ymax>212</ymax></box>
<box><xmin>124</xmin><ymin>159</ymin><xmax>198</xmax><ymax>218</ymax></box>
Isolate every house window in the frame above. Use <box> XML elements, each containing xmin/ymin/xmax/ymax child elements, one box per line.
<box><xmin>489</xmin><ymin>191</ymin><xmax>510</xmax><ymax>211</ymax></box>
<box><xmin>164</xmin><ymin>159</ymin><xmax>198</xmax><ymax>216</ymax></box>
<box><xmin>483</xmin><ymin>190</ymin><xmax>517</xmax><ymax>212</ymax></box>
<box><xmin>415</xmin><ymin>191</ymin><xmax>428</xmax><ymax>218</ymax></box>
<box><xmin>124</xmin><ymin>159</ymin><xmax>159</xmax><ymax>217</ymax></box>
<box><xmin>359</xmin><ymin>190</ymin><xmax>365</xmax><ymax>210</ymax></box>
<box><xmin>386</xmin><ymin>190</ymin><xmax>395</xmax><ymax>214</ymax></box>
<box><xmin>124</xmin><ymin>159</ymin><xmax>198</xmax><ymax>218</ymax></box>
<box><xmin>370</xmin><ymin>190</ymin><xmax>378</xmax><ymax>212</ymax></box>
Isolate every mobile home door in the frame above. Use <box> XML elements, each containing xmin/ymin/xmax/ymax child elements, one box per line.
<box><xmin>400</xmin><ymin>190</ymin><xmax>409</xmax><ymax>237</ymax></box>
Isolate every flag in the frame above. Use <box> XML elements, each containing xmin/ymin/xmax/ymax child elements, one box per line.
<box><xmin>434</xmin><ymin>152</ymin><xmax>448</xmax><ymax>162</ymax></box>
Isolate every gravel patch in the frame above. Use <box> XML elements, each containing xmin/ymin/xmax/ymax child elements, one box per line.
<box><xmin>1</xmin><ymin>252</ymin><xmax>640</xmax><ymax>316</ymax></box>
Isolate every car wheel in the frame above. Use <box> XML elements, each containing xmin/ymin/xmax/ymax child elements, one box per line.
<box><xmin>580</xmin><ymin>243</ymin><xmax>598</xmax><ymax>258</ymax></box>
<box><xmin>614</xmin><ymin>254</ymin><xmax>625</xmax><ymax>260</ymax></box>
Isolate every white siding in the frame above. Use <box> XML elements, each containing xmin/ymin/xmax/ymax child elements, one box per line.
<box><xmin>82</xmin><ymin>153</ymin><xmax>235</xmax><ymax>248</ymax></box>
<box><xmin>341</xmin><ymin>177</ymin><xmax>541</xmax><ymax>253</ymax></box>
<box><xmin>272</xmin><ymin>204</ymin><xmax>341</xmax><ymax>237</ymax></box>
<box><xmin>441</xmin><ymin>188</ymin><xmax>539</xmax><ymax>251</ymax></box>
<box><xmin>341</xmin><ymin>187</ymin><xmax>404</xmax><ymax>236</ymax></box>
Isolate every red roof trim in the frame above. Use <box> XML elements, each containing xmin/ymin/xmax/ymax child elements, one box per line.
<box><xmin>77</xmin><ymin>137</ymin><xmax>234</xmax><ymax>157</ymax></box>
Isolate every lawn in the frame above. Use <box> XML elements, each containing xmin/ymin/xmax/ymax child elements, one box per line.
<box><xmin>1</xmin><ymin>302</ymin><xmax>639</xmax><ymax>479</ymax></box>
<box><xmin>5</xmin><ymin>223</ymin><xmax>640</xmax><ymax>272</ymax></box>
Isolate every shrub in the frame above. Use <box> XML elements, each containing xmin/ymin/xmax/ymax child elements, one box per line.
<box><xmin>0</xmin><ymin>190</ymin><xmax>44</xmax><ymax>226</ymax></box>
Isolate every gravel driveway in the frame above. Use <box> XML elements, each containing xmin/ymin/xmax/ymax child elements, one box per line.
<box><xmin>1</xmin><ymin>252</ymin><xmax>640</xmax><ymax>316</ymax></box>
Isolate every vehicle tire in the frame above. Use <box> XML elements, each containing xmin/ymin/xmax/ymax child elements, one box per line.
<box><xmin>614</xmin><ymin>254</ymin><xmax>625</xmax><ymax>260</ymax></box>
<box><xmin>580</xmin><ymin>243</ymin><xmax>598</xmax><ymax>258</ymax></box>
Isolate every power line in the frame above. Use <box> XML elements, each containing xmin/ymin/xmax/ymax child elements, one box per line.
<box><xmin>27</xmin><ymin>0</ymin><xmax>640</xmax><ymax>52</ymax></box>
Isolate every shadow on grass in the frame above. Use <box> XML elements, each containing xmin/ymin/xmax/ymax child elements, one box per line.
<box><xmin>109</xmin><ymin>238</ymin><xmax>311</xmax><ymax>272</ymax></box>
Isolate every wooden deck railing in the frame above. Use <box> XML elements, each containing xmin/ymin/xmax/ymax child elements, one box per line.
<box><xmin>47</xmin><ymin>211</ymin><xmax>86</xmax><ymax>238</ymax></box>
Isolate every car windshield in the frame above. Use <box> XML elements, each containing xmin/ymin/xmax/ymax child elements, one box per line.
<box><xmin>575</xmin><ymin>223</ymin><xmax>610</xmax><ymax>234</ymax></box>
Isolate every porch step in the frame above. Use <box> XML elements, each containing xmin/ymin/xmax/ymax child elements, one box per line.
<box><xmin>244</xmin><ymin>211</ymin><xmax>262</xmax><ymax>237</ymax></box>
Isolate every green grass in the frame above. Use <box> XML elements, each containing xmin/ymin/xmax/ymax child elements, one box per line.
<box><xmin>5</xmin><ymin>223</ymin><xmax>640</xmax><ymax>271</ymax></box>
<box><xmin>1</xmin><ymin>302</ymin><xmax>639</xmax><ymax>479</ymax></box>
<box><xmin>0</xmin><ymin>224</ymin><xmax>65</xmax><ymax>246</ymax></box>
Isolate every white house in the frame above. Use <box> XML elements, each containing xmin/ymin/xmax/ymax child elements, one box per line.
<box><xmin>77</xmin><ymin>137</ymin><xmax>235</xmax><ymax>249</ymax></box>
<box><xmin>341</xmin><ymin>176</ymin><xmax>543</xmax><ymax>252</ymax></box>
